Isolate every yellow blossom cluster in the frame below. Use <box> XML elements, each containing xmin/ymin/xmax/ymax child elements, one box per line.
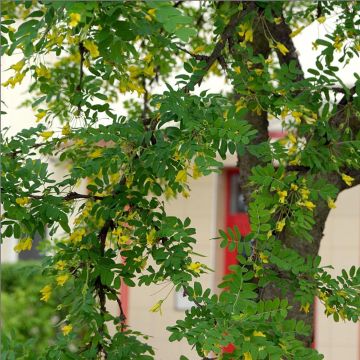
<box><xmin>333</xmin><ymin>35</ymin><xmax>343</xmax><ymax>52</ymax></box>
<box><xmin>238</xmin><ymin>22</ymin><xmax>253</xmax><ymax>46</ymax></box>
<box><xmin>62</xmin><ymin>123</ymin><xmax>71</xmax><ymax>136</ymax></box>
<box><xmin>35</xmin><ymin>111</ymin><xmax>47</xmax><ymax>122</ymax></box>
<box><xmin>175</xmin><ymin>169</ymin><xmax>188</xmax><ymax>184</ymax></box>
<box><xmin>276</xmin><ymin>219</ymin><xmax>286</xmax><ymax>232</ymax></box>
<box><xmin>35</xmin><ymin>65</ymin><xmax>51</xmax><ymax>79</ymax></box>
<box><xmin>55</xmin><ymin>260</ymin><xmax>67</xmax><ymax>271</ymax></box>
<box><xmin>56</xmin><ymin>274</ymin><xmax>70</xmax><ymax>286</ymax></box>
<box><xmin>89</xmin><ymin>148</ymin><xmax>103</xmax><ymax>159</ymax></box>
<box><xmin>83</xmin><ymin>39</ymin><xmax>100</xmax><ymax>58</ymax></box>
<box><xmin>192</xmin><ymin>163</ymin><xmax>202</xmax><ymax>180</ymax></box>
<box><xmin>40</xmin><ymin>130</ymin><xmax>54</xmax><ymax>140</ymax></box>
<box><xmin>112</xmin><ymin>227</ymin><xmax>130</xmax><ymax>245</ymax></box>
<box><xmin>341</xmin><ymin>173</ymin><xmax>354</xmax><ymax>186</ymax></box>
<box><xmin>300</xmin><ymin>302</ymin><xmax>310</xmax><ymax>314</ymax></box>
<box><xmin>276</xmin><ymin>42</ymin><xmax>289</xmax><ymax>55</ymax></box>
<box><xmin>16</xmin><ymin>197</ymin><xmax>30</xmax><ymax>206</ymax></box>
<box><xmin>2</xmin><ymin>71</ymin><xmax>26</xmax><ymax>88</ymax></box>
<box><xmin>69</xmin><ymin>228</ymin><xmax>86</xmax><ymax>243</ymax></box>
<box><xmin>187</xmin><ymin>262</ymin><xmax>202</xmax><ymax>273</ymax></box>
<box><xmin>69</xmin><ymin>12</ymin><xmax>81</xmax><ymax>28</ymax></box>
<box><xmin>61</xmin><ymin>323</ymin><xmax>73</xmax><ymax>335</ymax></box>
<box><xmin>14</xmin><ymin>237</ymin><xmax>32</xmax><ymax>253</ymax></box>
<box><xmin>277</xmin><ymin>190</ymin><xmax>287</xmax><ymax>204</ymax></box>
<box><xmin>145</xmin><ymin>8</ymin><xmax>156</xmax><ymax>22</ymax></box>
<box><xmin>40</xmin><ymin>284</ymin><xmax>52</xmax><ymax>302</ymax></box>
<box><xmin>146</xmin><ymin>228</ymin><xmax>157</xmax><ymax>246</ymax></box>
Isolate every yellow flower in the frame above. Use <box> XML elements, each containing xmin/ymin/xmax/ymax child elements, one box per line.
<box><xmin>276</xmin><ymin>42</ymin><xmax>289</xmax><ymax>55</ymax></box>
<box><xmin>14</xmin><ymin>237</ymin><xmax>33</xmax><ymax>253</ymax></box>
<box><xmin>318</xmin><ymin>291</ymin><xmax>328</xmax><ymax>302</ymax></box>
<box><xmin>341</xmin><ymin>173</ymin><xmax>354</xmax><ymax>187</ymax></box>
<box><xmin>259</xmin><ymin>252</ymin><xmax>269</xmax><ymax>264</ymax></box>
<box><xmin>35</xmin><ymin>111</ymin><xmax>47</xmax><ymax>122</ymax></box>
<box><xmin>89</xmin><ymin>148</ymin><xmax>103</xmax><ymax>159</ymax></box>
<box><xmin>266</xmin><ymin>230</ymin><xmax>273</xmax><ymax>239</ymax></box>
<box><xmin>317</xmin><ymin>16</ymin><xmax>326</xmax><ymax>23</ymax></box>
<box><xmin>35</xmin><ymin>65</ymin><xmax>51</xmax><ymax>79</ymax></box>
<box><xmin>2</xmin><ymin>72</ymin><xmax>26</xmax><ymax>88</ymax></box>
<box><xmin>276</xmin><ymin>219</ymin><xmax>286</xmax><ymax>232</ymax></box>
<box><xmin>243</xmin><ymin>352</ymin><xmax>252</xmax><ymax>360</ymax></box>
<box><xmin>75</xmin><ymin>138</ymin><xmax>84</xmax><ymax>147</ymax></box>
<box><xmin>16</xmin><ymin>197</ymin><xmax>30</xmax><ymax>206</ymax></box>
<box><xmin>254</xmin><ymin>68</ymin><xmax>263</xmax><ymax>76</ymax></box>
<box><xmin>165</xmin><ymin>186</ymin><xmax>175</xmax><ymax>200</ymax></box>
<box><xmin>290</xmin><ymin>26</ymin><xmax>304</xmax><ymax>38</ymax></box>
<box><xmin>333</xmin><ymin>36</ymin><xmax>343</xmax><ymax>52</ymax></box>
<box><xmin>303</xmin><ymin>201</ymin><xmax>316</xmax><ymax>211</ymax></box>
<box><xmin>274</xmin><ymin>17</ymin><xmax>282</xmax><ymax>25</ymax></box>
<box><xmin>192</xmin><ymin>164</ymin><xmax>202</xmax><ymax>180</ymax></box>
<box><xmin>56</xmin><ymin>274</ymin><xmax>70</xmax><ymax>286</ymax></box>
<box><xmin>61</xmin><ymin>324</ymin><xmax>73</xmax><ymax>336</ymax></box>
<box><xmin>339</xmin><ymin>309</ymin><xmax>346</xmax><ymax>321</ymax></box>
<box><xmin>118</xmin><ymin>235</ymin><xmax>130</xmax><ymax>245</ymax></box>
<box><xmin>234</xmin><ymin>66</ymin><xmax>241</xmax><ymax>74</ymax></box>
<box><xmin>288</xmin><ymin>133</ymin><xmax>297</xmax><ymax>144</ymax></box>
<box><xmin>265</xmin><ymin>56</ymin><xmax>273</xmax><ymax>65</ymax></box>
<box><xmin>40</xmin><ymin>284</ymin><xmax>52</xmax><ymax>302</ymax></box>
<box><xmin>277</xmin><ymin>190</ymin><xmax>287</xmax><ymax>204</ymax></box>
<box><xmin>69</xmin><ymin>228</ymin><xmax>85</xmax><ymax>243</ymax></box>
<box><xmin>55</xmin><ymin>260</ymin><xmax>66</xmax><ymax>271</ymax></box>
<box><xmin>299</xmin><ymin>188</ymin><xmax>310</xmax><ymax>200</ymax></box>
<box><xmin>149</xmin><ymin>300</ymin><xmax>163</xmax><ymax>314</ymax></box>
<box><xmin>325</xmin><ymin>304</ymin><xmax>336</xmax><ymax>316</ymax></box>
<box><xmin>292</xmin><ymin>111</ymin><xmax>302</xmax><ymax>124</ymax></box>
<box><xmin>290</xmin><ymin>183</ymin><xmax>298</xmax><ymax>191</ymax></box>
<box><xmin>235</xmin><ymin>98</ymin><xmax>246</xmax><ymax>112</ymax></box>
<box><xmin>253</xmin><ymin>330</ymin><xmax>266</xmax><ymax>337</ymax></box>
<box><xmin>238</xmin><ymin>23</ymin><xmax>253</xmax><ymax>43</ymax></box>
<box><xmin>146</xmin><ymin>228</ymin><xmax>157</xmax><ymax>246</ymax></box>
<box><xmin>147</xmin><ymin>8</ymin><xmax>156</xmax><ymax>17</ymax></box>
<box><xmin>10</xmin><ymin>59</ymin><xmax>25</xmax><ymax>72</ymax></box>
<box><xmin>187</xmin><ymin>262</ymin><xmax>202</xmax><ymax>273</ymax></box>
<box><xmin>327</xmin><ymin>198</ymin><xmax>336</xmax><ymax>209</ymax></box>
<box><xmin>182</xmin><ymin>190</ymin><xmax>190</xmax><ymax>198</ymax></box>
<box><xmin>62</xmin><ymin>123</ymin><xmax>71</xmax><ymax>136</ymax></box>
<box><xmin>69</xmin><ymin>13</ymin><xmax>81</xmax><ymax>28</ymax></box>
<box><xmin>300</xmin><ymin>303</ymin><xmax>310</xmax><ymax>314</ymax></box>
<box><xmin>143</xmin><ymin>53</ymin><xmax>153</xmax><ymax>63</ymax></box>
<box><xmin>143</xmin><ymin>64</ymin><xmax>155</xmax><ymax>77</ymax></box>
<box><xmin>175</xmin><ymin>169</ymin><xmax>187</xmax><ymax>183</ymax></box>
<box><xmin>40</xmin><ymin>131</ymin><xmax>54</xmax><ymax>140</ymax></box>
<box><xmin>83</xmin><ymin>39</ymin><xmax>100</xmax><ymax>58</ymax></box>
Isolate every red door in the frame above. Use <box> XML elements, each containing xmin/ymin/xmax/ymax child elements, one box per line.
<box><xmin>224</xmin><ymin>168</ymin><xmax>251</xmax><ymax>275</ymax></box>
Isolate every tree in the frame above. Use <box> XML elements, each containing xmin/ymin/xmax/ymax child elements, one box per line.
<box><xmin>1</xmin><ymin>1</ymin><xmax>359</xmax><ymax>359</ymax></box>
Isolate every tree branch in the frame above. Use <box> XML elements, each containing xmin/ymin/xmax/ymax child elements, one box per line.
<box><xmin>184</xmin><ymin>3</ymin><xmax>255</xmax><ymax>91</ymax></box>
<box><xmin>29</xmin><ymin>191</ymin><xmax>105</xmax><ymax>202</ymax></box>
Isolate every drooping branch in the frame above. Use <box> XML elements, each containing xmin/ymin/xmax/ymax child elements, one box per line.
<box><xmin>29</xmin><ymin>191</ymin><xmax>105</xmax><ymax>202</ymax></box>
<box><xmin>184</xmin><ymin>3</ymin><xmax>255</xmax><ymax>91</ymax></box>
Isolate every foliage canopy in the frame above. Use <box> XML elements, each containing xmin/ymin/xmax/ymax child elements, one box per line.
<box><xmin>1</xmin><ymin>1</ymin><xmax>360</xmax><ymax>359</ymax></box>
